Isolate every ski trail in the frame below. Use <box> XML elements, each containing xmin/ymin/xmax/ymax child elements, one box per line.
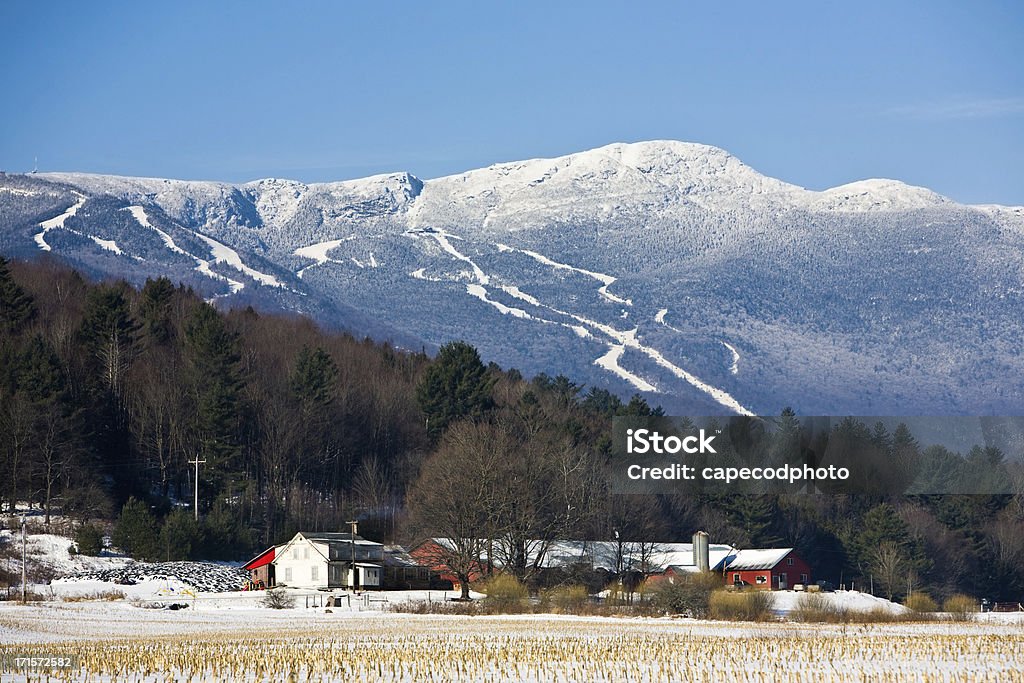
<box><xmin>410</xmin><ymin>229</ymin><xmax>594</xmax><ymax>338</ymax></box>
<box><xmin>722</xmin><ymin>341</ymin><xmax>740</xmax><ymax>375</ymax></box>
<box><xmin>658</xmin><ymin>308</ymin><xmax>745</xmax><ymax>380</ymax></box>
<box><xmin>654</xmin><ymin>307</ymin><xmax>685</xmax><ymax>334</ymax></box>
<box><xmin>535</xmin><ymin>301</ymin><xmax>754</xmax><ymax>414</ymax></box>
<box><xmin>595</xmin><ymin>345</ymin><xmax>658</xmax><ymax>392</ymax></box>
<box><xmin>294</xmin><ymin>237</ymin><xmax>354</xmax><ymax>278</ymax></box>
<box><xmin>497</xmin><ymin>243</ymin><xmax>632</xmax><ymax>306</ymax></box>
<box><xmin>195</xmin><ymin>233</ymin><xmax>283</xmax><ymax>288</ymax></box>
<box><xmin>412</xmin><ymin>230</ymin><xmax>752</xmax><ymax>413</ymax></box>
<box><xmin>125</xmin><ymin>206</ymin><xmax>244</xmax><ymax>295</ymax></box>
<box><xmin>34</xmin><ymin>195</ymin><xmax>86</xmax><ymax>251</ymax></box>
<box><xmin>429</xmin><ymin>230</ymin><xmax>490</xmax><ymax>284</ymax></box>
<box><xmin>127</xmin><ymin>206</ymin><xmax>187</xmax><ymax>255</ymax></box>
<box><xmin>91</xmin><ymin>237</ymin><xmax>122</xmax><ymax>255</ymax></box>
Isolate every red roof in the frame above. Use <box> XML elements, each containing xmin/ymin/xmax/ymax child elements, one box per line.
<box><xmin>242</xmin><ymin>546</ymin><xmax>276</xmax><ymax>570</ymax></box>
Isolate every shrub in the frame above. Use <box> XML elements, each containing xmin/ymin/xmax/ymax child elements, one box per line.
<box><xmin>792</xmin><ymin>592</ymin><xmax>845</xmax><ymax>622</ymax></box>
<box><xmin>650</xmin><ymin>573</ymin><xmax>720</xmax><ymax>618</ymax></box>
<box><xmin>477</xmin><ymin>574</ymin><xmax>529</xmax><ymax>613</ymax></box>
<box><xmin>62</xmin><ymin>589</ymin><xmax>125</xmax><ymax>602</ymax></box>
<box><xmin>263</xmin><ymin>588</ymin><xmax>296</xmax><ymax>609</ymax></box>
<box><xmin>74</xmin><ymin>523</ymin><xmax>105</xmax><ymax>556</ymax></box>
<box><xmin>542</xmin><ymin>585</ymin><xmax>589</xmax><ymax>613</ymax></box>
<box><xmin>942</xmin><ymin>594</ymin><xmax>976</xmax><ymax>621</ymax></box>
<box><xmin>709</xmin><ymin>589</ymin><xmax>774</xmax><ymax>621</ymax></box>
<box><xmin>905</xmin><ymin>592</ymin><xmax>938</xmax><ymax>612</ymax></box>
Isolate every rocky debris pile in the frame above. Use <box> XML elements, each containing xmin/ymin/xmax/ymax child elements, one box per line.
<box><xmin>63</xmin><ymin>561</ymin><xmax>247</xmax><ymax>593</ymax></box>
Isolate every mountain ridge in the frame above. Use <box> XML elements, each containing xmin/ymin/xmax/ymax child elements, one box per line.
<box><xmin>3</xmin><ymin>140</ymin><xmax>1023</xmax><ymax>416</ymax></box>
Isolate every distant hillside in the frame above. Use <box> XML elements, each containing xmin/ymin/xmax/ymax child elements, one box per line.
<box><xmin>2</xmin><ymin>140</ymin><xmax>1023</xmax><ymax>414</ymax></box>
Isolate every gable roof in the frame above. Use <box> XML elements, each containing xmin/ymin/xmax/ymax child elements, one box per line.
<box><xmin>242</xmin><ymin>545</ymin><xmax>276</xmax><ymax>570</ymax></box>
<box><xmin>723</xmin><ymin>548</ymin><xmax>794</xmax><ymax>571</ymax></box>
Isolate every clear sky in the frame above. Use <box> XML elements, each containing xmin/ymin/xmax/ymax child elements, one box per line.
<box><xmin>1</xmin><ymin>1</ymin><xmax>1021</xmax><ymax>204</ymax></box>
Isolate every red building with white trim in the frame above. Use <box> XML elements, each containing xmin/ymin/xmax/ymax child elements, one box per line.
<box><xmin>723</xmin><ymin>548</ymin><xmax>811</xmax><ymax>590</ymax></box>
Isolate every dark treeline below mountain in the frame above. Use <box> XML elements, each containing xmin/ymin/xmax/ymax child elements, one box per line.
<box><xmin>1</xmin><ymin>256</ymin><xmax>1022</xmax><ymax>602</ymax></box>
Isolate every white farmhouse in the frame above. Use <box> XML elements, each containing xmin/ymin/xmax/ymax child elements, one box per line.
<box><xmin>273</xmin><ymin>531</ymin><xmax>383</xmax><ymax>590</ymax></box>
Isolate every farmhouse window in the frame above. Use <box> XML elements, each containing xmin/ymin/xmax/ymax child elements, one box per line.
<box><xmin>733</xmin><ymin>573</ymin><xmax>741</xmax><ymax>583</ymax></box>
<box><xmin>285</xmin><ymin>567</ymin><xmax>292</xmax><ymax>582</ymax></box>
<box><xmin>311</xmin><ymin>566</ymin><xmax>319</xmax><ymax>581</ymax></box>
<box><xmin>755</xmin><ymin>575</ymin><xmax>767</xmax><ymax>584</ymax></box>
<box><xmin>787</xmin><ymin>558</ymin><xmax>794</xmax><ymax>566</ymax></box>
<box><xmin>801</xmin><ymin>573</ymin><xmax>809</xmax><ymax>583</ymax></box>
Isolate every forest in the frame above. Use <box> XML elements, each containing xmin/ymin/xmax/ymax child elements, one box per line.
<box><xmin>1</xmin><ymin>255</ymin><xmax>1022</xmax><ymax>602</ymax></box>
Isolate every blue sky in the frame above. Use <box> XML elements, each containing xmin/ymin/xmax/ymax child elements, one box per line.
<box><xmin>1</xmin><ymin>1</ymin><xmax>1021</xmax><ymax>204</ymax></box>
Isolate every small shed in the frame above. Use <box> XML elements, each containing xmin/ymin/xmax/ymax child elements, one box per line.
<box><xmin>242</xmin><ymin>546</ymin><xmax>277</xmax><ymax>589</ymax></box>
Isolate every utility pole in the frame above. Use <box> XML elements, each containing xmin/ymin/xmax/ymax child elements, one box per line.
<box><xmin>189</xmin><ymin>456</ymin><xmax>206</xmax><ymax>521</ymax></box>
<box><xmin>347</xmin><ymin>520</ymin><xmax>358</xmax><ymax>591</ymax></box>
<box><xmin>21</xmin><ymin>516</ymin><xmax>27</xmax><ymax>604</ymax></box>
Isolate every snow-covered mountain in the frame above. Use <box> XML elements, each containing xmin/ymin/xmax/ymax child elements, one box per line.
<box><xmin>3</xmin><ymin>140</ymin><xmax>1023</xmax><ymax>415</ymax></box>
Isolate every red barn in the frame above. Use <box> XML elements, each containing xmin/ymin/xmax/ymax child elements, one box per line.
<box><xmin>409</xmin><ymin>538</ymin><xmax>489</xmax><ymax>593</ymax></box>
<box><xmin>723</xmin><ymin>548</ymin><xmax>811</xmax><ymax>590</ymax></box>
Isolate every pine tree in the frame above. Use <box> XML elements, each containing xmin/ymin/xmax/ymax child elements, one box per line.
<box><xmin>78</xmin><ymin>284</ymin><xmax>139</xmax><ymax>398</ymax></box>
<box><xmin>0</xmin><ymin>256</ymin><xmax>34</xmax><ymax>333</ymax></box>
<box><xmin>415</xmin><ymin>341</ymin><xmax>494</xmax><ymax>435</ymax></box>
<box><xmin>113</xmin><ymin>497</ymin><xmax>159</xmax><ymax>560</ymax></box>
<box><xmin>138</xmin><ymin>277</ymin><xmax>176</xmax><ymax>344</ymax></box>
<box><xmin>290</xmin><ymin>345</ymin><xmax>338</xmax><ymax>419</ymax></box>
<box><xmin>160</xmin><ymin>508</ymin><xmax>202</xmax><ymax>561</ymax></box>
<box><xmin>185</xmin><ymin>303</ymin><xmax>242</xmax><ymax>497</ymax></box>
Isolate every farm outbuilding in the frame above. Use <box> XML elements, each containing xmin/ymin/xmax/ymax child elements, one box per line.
<box><xmin>723</xmin><ymin>548</ymin><xmax>811</xmax><ymax>590</ymax></box>
<box><xmin>241</xmin><ymin>546</ymin><xmax>277</xmax><ymax>589</ymax></box>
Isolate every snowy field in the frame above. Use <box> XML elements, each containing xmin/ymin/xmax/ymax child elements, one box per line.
<box><xmin>2</xmin><ymin>524</ymin><xmax>1023</xmax><ymax>680</ymax></box>
<box><xmin>1</xmin><ymin>598</ymin><xmax>1022</xmax><ymax>681</ymax></box>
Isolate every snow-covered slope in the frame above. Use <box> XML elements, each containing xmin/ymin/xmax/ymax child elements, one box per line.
<box><xmin>2</xmin><ymin>141</ymin><xmax>1022</xmax><ymax>415</ymax></box>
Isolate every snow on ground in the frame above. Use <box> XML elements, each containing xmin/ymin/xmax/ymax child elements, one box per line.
<box><xmin>772</xmin><ymin>589</ymin><xmax>909</xmax><ymax>615</ymax></box>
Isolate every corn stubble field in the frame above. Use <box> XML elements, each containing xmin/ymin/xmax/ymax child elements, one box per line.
<box><xmin>2</xmin><ymin>614</ymin><xmax>1023</xmax><ymax>682</ymax></box>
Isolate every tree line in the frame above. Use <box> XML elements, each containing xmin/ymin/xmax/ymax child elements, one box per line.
<box><xmin>1</xmin><ymin>256</ymin><xmax>1022</xmax><ymax>602</ymax></box>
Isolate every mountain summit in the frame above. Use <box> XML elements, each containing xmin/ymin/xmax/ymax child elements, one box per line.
<box><xmin>2</xmin><ymin>141</ymin><xmax>1022</xmax><ymax>414</ymax></box>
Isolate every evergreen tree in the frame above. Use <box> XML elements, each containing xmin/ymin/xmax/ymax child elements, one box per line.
<box><xmin>113</xmin><ymin>497</ymin><xmax>159</xmax><ymax>560</ymax></box>
<box><xmin>415</xmin><ymin>341</ymin><xmax>494</xmax><ymax>435</ymax></box>
<box><xmin>160</xmin><ymin>508</ymin><xmax>202</xmax><ymax>561</ymax></box>
<box><xmin>185</xmin><ymin>303</ymin><xmax>243</xmax><ymax>497</ymax></box>
<box><xmin>0</xmin><ymin>256</ymin><xmax>34</xmax><ymax>333</ymax></box>
<box><xmin>289</xmin><ymin>345</ymin><xmax>338</xmax><ymax>419</ymax></box>
<box><xmin>17</xmin><ymin>334</ymin><xmax>65</xmax><ymax>402</ymax></box>
<box><xmin>78</xmin><ymin>284</ymin><xmax>139</xmax><ymax>398</ymax></box>
<box><xmin>138</xmin><ymin>277</ymin><xmax>176</xmax><ymax>344</ymax></box>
